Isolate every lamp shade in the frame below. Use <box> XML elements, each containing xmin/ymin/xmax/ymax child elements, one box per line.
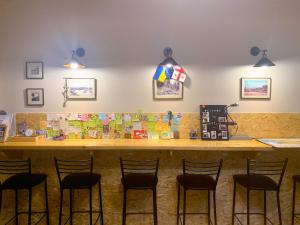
<box><xmin>159</xmin><ymin>57</ymin><xmax>178</xmax><ymax>67</ymax></box>
<box><xmin>64</xmin><ymin>49</ymin><xmax>86</xmax><ymax>69</ymax></box>
<box><xmin>254</xmin><ymin>56</ymin><xmax>275</xmax><ymax>67</ymax></box>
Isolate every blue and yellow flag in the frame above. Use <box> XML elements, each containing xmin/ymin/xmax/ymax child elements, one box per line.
<box><xmin>153</xmin><ymin>65</ymin><xmax>167</xmax><ymax>82</ymax></box>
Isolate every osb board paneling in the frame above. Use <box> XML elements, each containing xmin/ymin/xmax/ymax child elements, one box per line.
<box><xmin>0</xmin><ymin>149</ymin><xmax>299</xmax><ymax>225</ymax></box>
<box><xmin>15</xmin><ymin>113</ymin><xmax>300</xmax><ymax>139</ymax></box>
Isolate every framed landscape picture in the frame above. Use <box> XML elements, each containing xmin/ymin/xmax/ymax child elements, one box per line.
<box><xmin>66</xmin><ymin>78</ymin><xmax>97</xmax><ymax>100</ymax></box>
<box><xmin>26</xmin><ymin>61</ymin><xmax>43</xmax><ymax>79</ymax></box>
<box><xmin>153</xmin><ymin>79</ymin><xmax>183</xmax><ymax>100</ymax></box>
<box><xmin>26</xmin><ymin>88</ymin><xmax>44</xmax><ymax>106</ymax></box>
<box><xmin>240</xmin><ymin>78</ymin><xmax>271</xmax><ymax>99</ymax></box>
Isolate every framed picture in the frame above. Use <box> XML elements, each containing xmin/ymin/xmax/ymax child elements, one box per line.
<box><xmin>0</xmin><ymin>124</ymin><xmax>8</xmax><ymax>142</ymax></box>
<box><xmin>66</xmin><ymin>78</ymin><xmax>97</xmax><ymax>100</ymax></box>
<box><xmin>26</xmin><ymin>88</ymin><xmax>44</xmax><ymax>106</ymax></box>
<box><xmin>240</xmin><ymin>78</ymin><xmax>271</xmax><ymax>99</ymax></box>
<box><xmin>153</xmin><ymin>79</ymin><xmax>183</xmax><ymax>100</ymax></box>
<box><xmin>26</xmin><ymin>61</ymin><xmax>43</xmax><ymax>79</ymax></box>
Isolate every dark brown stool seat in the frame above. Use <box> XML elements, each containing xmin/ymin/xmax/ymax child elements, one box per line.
<box><xmin>61</xmin><ymin>172</ymin><xmax>100</xmax><ymax>189</ymax></box>
<box><xmin>177</xmin><ymin>174</ymin><xmax>217</xmax><ymax>190</ymax></box>
<box><xmin>54</xmin><ymin>157</ymin><xmax>104</xmax><ymax>225</ymax></box>
<box><xmin>0</xmin><ymin>159</ymin><xmax>49</xmax><ymax>225</ymax></box>
<box><xmin>292</xmin><ymin>175</ymin><xmax>300</xmax><ymax>225</ymax></box>
<box><xmin>177</xmin><ymin>159</ymin><xmax>223</xmax><ymax>225</ymax></box>
<box><xmin>120</xmin><ymin>158</ymin><xmax>159</xmax><ymax>225</ymax></box>
<box><xmin>122</xmin><ymin>173</ymin><xmax>158</xmax><ymax>188</ymax></box>
<box><xmin>2</xmin><ymin>173</ymin><xmax>47</xmax><ymax>189</ymax></box>
<box><xmin>232</xmin><ymin>158</ymin><xmax>288</xmax><ymax>225</ymax></box>
<box><xmin>233</xmin><ymin>174</ymin><xmax>278</xmax><ymax>190</ymax></box>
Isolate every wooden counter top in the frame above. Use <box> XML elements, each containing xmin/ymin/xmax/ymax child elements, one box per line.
<box><xmin>0</xmin><ymin>139</ymin><xmax>272</xmax><ymax>151</ymax></box>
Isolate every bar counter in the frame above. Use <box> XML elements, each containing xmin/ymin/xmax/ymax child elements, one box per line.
<box><xmin>0</xmin><ymin>138</ymin><xmax>271</xmax><ymax>151</ymax></box>
<box><xmin>0</xmin><ymin>139</ymin><xmax>299</xmax><ymax>225</ymax></box>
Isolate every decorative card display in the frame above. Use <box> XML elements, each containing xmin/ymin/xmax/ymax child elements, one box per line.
<box><xmin>200</xmin><ymin>105</ymin><xmax>229</xmax><ymax>140</ymax></box>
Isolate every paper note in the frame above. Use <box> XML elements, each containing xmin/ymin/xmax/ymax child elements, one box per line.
<box><xmin>68</xmin><ymin>133</ymin><xmax>77</xmax><ymax>139</ymax></box>
<box><xmin>98</xmin><ymin>113</ymin><xmax>106</xmax><ymax>121</ymax></box>
<box><xmin>147</xmin><ymin>122</ymin><xmax>156</xmax><ymax>132</ymax></box>
<box><xmin>124</xmin><ymin>114</ymin><xmax>131</xmax><ymax>121</ymax></box>
<box><xmin>132</xmin><ymin>114</ymin><xmax>140</xmax><ymax>122</ymax></box>
<box><xmin>78</xmin><ymin>114</ymin><xmax>89</xmax><ymax>122</ymax></box>
<box><xmin>115</xmin><ymin>113</ymin><xmax>123</xmax><ymax>125</ymax></box>
<box><xmin>147</xmin><ymin>114</ymin><xmax>155</xmax><ymax>122</ymax></box>
<box><xmin>109</xmin><ymin>113</ymin><xmax>115</xmax><ymax>121</ymax></box>
<box><xmin>103</xmin><ymin>118</ymin><xmax>110</xmax><ymax>126</ymax></box>
<box><xmin>68</xmin><ymin>120</ymin><xmax>82</xmax><ymax>128</ymax></box>
<box><xmin>163</xmin><ymin>115</ymin><xmax>169</xmax><ymax>123</ymax></box>
<box><xmin>133</xmin><ymin>122</ymin><xmax>142</xmax><ymax>130</ymax></box>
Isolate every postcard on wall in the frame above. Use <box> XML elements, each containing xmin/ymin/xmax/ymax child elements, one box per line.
<box><xmin>66</xmin><ymin>78</ymin><xmax>97</xmax><ymax>100</ymax></box>
<box><xmin>240</xmin><ymin>78</ymin><xmax>271</xmax><ymax>99</ymax></box>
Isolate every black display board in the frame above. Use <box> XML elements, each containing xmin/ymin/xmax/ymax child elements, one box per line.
<box><xmin>200</xmin><ymin>105</ymin><xmax>229</xmax><ymax>140</ymax></box>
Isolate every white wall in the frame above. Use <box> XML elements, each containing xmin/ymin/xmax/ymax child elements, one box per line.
<box><xmin>0</xmin><ymin>0</ymin><xmax>300</xmax><ymax>113</ymax></box>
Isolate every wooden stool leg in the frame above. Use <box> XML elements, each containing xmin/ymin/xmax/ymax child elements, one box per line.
<box><xmin>176</xmin><ymin>183</ymin><xmax>181</xmax><ymax>225</ymax></box>
<box><xmin>292</xmin><ymin>180</ymin><xmax>297</xmax><ymax>225</ymax></box>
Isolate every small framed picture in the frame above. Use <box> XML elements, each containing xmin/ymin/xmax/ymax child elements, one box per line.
<box><xmin>153</xmin><ymin>79</ymin><xmax>183</xmax><ymax>100</ymax></box>
<box><xmin>66</xmin><ymin>78</ymin><xmax>97</xmax><ymax>100</ymax></box>
<box><xmin>26</xmin><ymin>88</ymin><xmax>44</xmax><ymax>106</ymax></box>
<box><xmin>240</xmin><ymin>78</ymin><xmax>271</xmax><ymax>99</ymax></box>
<box><xmin>26</xmin><ymin>62</ymin><xmax>44</xmax><ymax>79</ymax></box>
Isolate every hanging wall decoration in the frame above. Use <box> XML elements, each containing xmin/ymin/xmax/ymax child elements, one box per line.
<box><xmin>240</xmin><ymin>78</ymin><xmax>271</xmax><ymax>99</ymax></box>
<box><xmin>63</xmin><ymin>78</ymin><xmax>97</xmax><ymax>107</ymax></box>
<box><xmin>152</xmin><ymin>48</ymin><xmax>187</xmax><ymax>100</ymax></box>
<box><xmin>25</xmin><ymin>88</ymin><xmax>44</xmax><ymax>106</ymax></box>
<box><xmin>26</xmin><ymin>61</ymin><xmax>44</xmax><ymax>79</ymax></box>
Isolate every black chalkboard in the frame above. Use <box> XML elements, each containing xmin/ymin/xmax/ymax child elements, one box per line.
<box><xmin>200</xmin><ymin>105</ymin><xmax>229</xmax><ymax>140</ymax></box>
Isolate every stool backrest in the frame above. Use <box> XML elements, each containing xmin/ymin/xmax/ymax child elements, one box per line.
<box><xmin>0</xmin><ymin>158</ymin><xmax>31</xmax><ymax>177</ymax></box>
<box><xmin>120</xmin><ymin>158</ymin><xmax>159</xmax><ymax>179</ymax></box>
<box><xmin>54</xmin><ymin>157</ymin><xmax>93</xmax><ymax>185</ymax></box>
<box><xmin>247</xmin><ymin>158</ymin><xmax>288</xmax><ymax>187</ymax></box>
<box><xmin>183</xmin><ymin>159</ymin><xmax>223</xmax><ymax>183</ymax></box>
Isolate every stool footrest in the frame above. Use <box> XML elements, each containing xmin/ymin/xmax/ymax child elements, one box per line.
<box><xmin>126</xmin><ymin>211</ymin><xmax>154</xmax><ymax>215</ymax></box>
<box><xmin>234</xmin><ymin>213</ymin><xmax>274</xmax><ymax>225</ymax></box>
<box><xmin>4</xmin><ymin>211</ymin><xmax>47</xmax><ymax>225</ymax></box>
<box><xmin>63</xmin><ymin>211</ymin><xmax>101</xmax><ymax>225</ymax></box>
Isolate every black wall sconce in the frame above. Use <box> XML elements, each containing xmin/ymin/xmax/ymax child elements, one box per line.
<box><xmin>64</xmin><ymin>48</ymin><xmax>86</xmax><ymax>69</ymax></box>
<box><xmin>250</xmin><ymin>46</ymin><xmax>275</xmax><ymax>67</ymax></box>
<box><xmin>160</xmin><ymin>47</ymin><xmax>179</xmax><ymax>67</ymax></box>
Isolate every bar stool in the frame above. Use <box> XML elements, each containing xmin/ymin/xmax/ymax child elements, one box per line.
<box><xmin>54</xmin><ymin>157</ymin><xmax>104</xmax><ymax>225</ymax></box>
<box><xmin>120</xmin><ymin>158</ymin><xmax>159</xmax><ymax>225</ymax></box>
<box><xmin>232</xmin><ymin>158</ymin><xmax>288</xmax><ymax>225</ymax></box>
<box><xmin>176</xmin><ymin>159</ymin><xmax>223</xmax><ymax>225</ymax></box>
<box><xmin>292</xmin><ymin>175</ymin><xmax>300</xmax><ymax>225</ymax></box>
<box><xmin>0</xmin><ymin>158</ymin><xmax>49</xmax><ymax>225</ymax></box>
